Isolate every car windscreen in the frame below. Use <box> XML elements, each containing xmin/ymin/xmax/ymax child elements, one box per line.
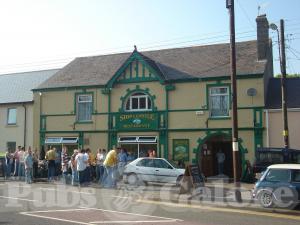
<box><xmin>165</xmin><ymin>159</ymin><xmax>180</xmax><ymax>169</ymax></box>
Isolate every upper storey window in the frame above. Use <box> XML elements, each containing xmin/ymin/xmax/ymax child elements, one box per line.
<box><xmin>77</xmin><ymin>94</ymin><xmax>92</xmax><ymax>121</ymax></box>
<box><xmin>209</xmin><ymin>86</ymin><xmax>229</xmax><ymax>117</ymax></box>
<box><xmin>125</xmin><ymin>92</ymin><xmax>152</xmax><ymax>112</ymax></box>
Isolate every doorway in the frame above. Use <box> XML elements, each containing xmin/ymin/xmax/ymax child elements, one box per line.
<box><xmin>200</xmin><ymin>134</ymin><xmax>233</xmax><ymax>178</ymax></box>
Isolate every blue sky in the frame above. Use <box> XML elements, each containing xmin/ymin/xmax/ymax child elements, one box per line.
<box><xmin>0</xmin><ymin>0</ymin><xmax>299</xmax><ymax>75</ymax></box>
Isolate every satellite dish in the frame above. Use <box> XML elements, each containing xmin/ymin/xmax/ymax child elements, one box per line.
<box><xmin>247</xmin><ymin>88</ymin><xmax>257</xmax><ymax>97</ymax></box>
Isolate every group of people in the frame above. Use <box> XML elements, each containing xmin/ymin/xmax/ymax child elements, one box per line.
<box><xmin>4</xmin><ymin>146</ymin><xmax>36</xmax><ymax>184</ymax></box>
<box><xmin>4</xmin><ymin>145</ymin><xmax>157</xmax><ymax>188</ymax></box>
<box><xmin>44</xmin><ymin>146</ymin><xmax>148</xmax><ymax>188</ymax></box>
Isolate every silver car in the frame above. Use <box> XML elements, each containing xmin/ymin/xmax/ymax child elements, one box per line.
<box><xmin>123</xmin><ymin>157</ymin><xmax>185</xmax><ymax>186</ymax></box>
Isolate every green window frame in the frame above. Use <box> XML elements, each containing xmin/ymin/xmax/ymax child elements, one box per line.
<box><xmin>76</xmin><ymin>94</ymin><xmax>93</xmax><ymax>122</ymax></box>
<box><xmin>208</xmin><ymin>86</ymin><xmax>230</xmax><ymax>118</ymax></box>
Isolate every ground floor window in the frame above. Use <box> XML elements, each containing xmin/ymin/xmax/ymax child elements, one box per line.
<box><xmin>118</xmin><ymin>136</ymin><xmax>158</xmax><ymax>160</ymax></box>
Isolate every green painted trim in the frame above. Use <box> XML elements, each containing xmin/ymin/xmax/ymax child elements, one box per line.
<box><xmin>40</xmin><ymin>105</ymin><xmax>264</xmax><ymax>117</ymax></box>
<box><xmin>116</xmin><ymin>77</ymin><xmax>158</xmax><ymax>84</ymax></box>
<box><xmin>165</xmin><ymin>84</ymin><xmax>176</xmax><ymax>91</ymax></box>
<box><xmin>135</xmin><ymin>60</ymin><xmax>139</xmax><ymax>78</ymax></box>
<box><xmin>194</xmin><ymin>131</ymin><xmax>247</xmax><ymax>178</ymax></box>
<box><xmin>238</xmin><ymin>106</ymin><xmax>264</xmax><ymax>110</ymax></box>
<box><xmin>107</xmin><ymin>51</ymin><xmax>165</xmax><ymax>88</ymax></box>
<box><xmin>42</xmin><ymin>113</ymin><xmax>75</xmax><ymax>117</ymax></box>
<box><xmin>108</xmin><ymin>90</ymin><xmax>111</xmax><ymax>150</ymax></box>
<box><xmin>40</xmin><ymin>130</ymin><xmax>108</xmax><ymax>134</ymax></box>
<box><xmin>206</xmin><ymin>82</ymin><xmax>231</xmax><ymax>117</ymax></box>
<box><xmin>119</xmin><ymin>85</ymin><xmax>157</xmax><ymax>112</ymax></box>
<box><xmin>33</xmin><ymin>85</ymin><xmax>105</xmax><ymax>93</ymax></box>
<box><xmin>164</xmin><ymin>88</ymin><xmax>169</xmax><ymax>159</ymax></box>
<box><xmin>167</xmin><ymin>127</ymin><xmax>263</xmax><ymax>132</ymax></box>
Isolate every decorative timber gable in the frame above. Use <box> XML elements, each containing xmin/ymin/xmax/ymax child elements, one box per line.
<box><xmin>107</xmin><ymin>50</ymin><xmax>165</xmax><ymax>88</ymax></box>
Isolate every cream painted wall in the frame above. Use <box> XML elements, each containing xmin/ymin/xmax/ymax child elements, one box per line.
<box><xmin>0</xmin><ymin>103</ymin><xmax>33</xmax><ymax>152</ymax></box>
<box><xmin>267</xmin><ymin>110</ymin><xmax>300</xmax><ymax>150</ymax></box>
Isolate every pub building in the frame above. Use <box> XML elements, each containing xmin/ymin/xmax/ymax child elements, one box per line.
<box><xmin>32</xmin><ymin>15</ymin><xmax>273</xmax><ymax>179</ymax></box>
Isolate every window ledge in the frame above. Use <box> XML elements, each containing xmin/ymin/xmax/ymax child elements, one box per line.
<box><xmin>75</xmin><ymin>121</ymin><xmax>93</xmax><ymax>124</ymax></box>
<box><xmin>6</xmin><ymin>124</ymin><xmax>17</xmax><ymax>127</ymax></box>
<box><xmin>208</xmin><ymin>116</ymin><xmax>231</xmax><ymax>120</ymax></box>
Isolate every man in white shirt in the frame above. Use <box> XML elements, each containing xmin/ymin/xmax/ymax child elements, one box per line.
<box><xmin>75</xmin><ymin>149</ymin><xmax>88</xmax><ymax>187</ymax></box>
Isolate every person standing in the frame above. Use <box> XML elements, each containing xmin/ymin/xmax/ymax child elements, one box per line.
<box><xmin>117</xmin><ymin>148</ymin><xmax>127</xmax><ymax>180</ymax></box>
<box><xmin>70</xmin><ymin>149</ymin><xmax>79</xmax><ymax>186</ymax></box>
<box><xmin>61</xmin><ymin>146</ymin><xmax>69</xmax><ymax>184</ymax></box>
<box><xmin>5</xmin><ymin>151</ymin><xmax>13</xmax><ymax>179</ymax></box>
<box><xmin>18</xmin><ymin>147</ymin><xmax>26</xmax><ymax>180</ymax></box>
<box><xmin>24</xmin><ymin>148</ymin><xmax>33</xmax><ymax>184</ymax></box>
<box><xmin>13</xmin><ymin>146</ymin><xmax>21</xmax><ymax>178</ymax></box>
<box><xmin>96</xmin><ymin>149</ymin><xmax>106</xmax><ymax>184</ymax></box>
<box><xmin>75</xmin><ymin>149</ymin><xmax>88</xmax><ymax>187</ymax></box>
<box><xmin>103</xmin><ymin>149</ymin><xmax>117</xmax><ymax>188</ymax></box>
<box><xmin>216</xmin><ymin>149</ymin><xmax>225</xmax><ymax>175</ymax></box>
<box><xmin>45</xmin><ymin>147</ymin><xmax>56</xmax><ymax>182</ymax></box>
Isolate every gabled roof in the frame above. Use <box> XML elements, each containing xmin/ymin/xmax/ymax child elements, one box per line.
<box><xmin>36</xmin><ymin>40</ymin><xmax>267</xmax><ymax>90</ymax></box>
<box><xmin>266</xmin><ymin>77</ymin><xmax>300</xmax><ymax>109</ymax></box>
<box><xmin>0</xmin><ymin>69</ymin><xmax>59</xmax><ymax>104</ymax></box>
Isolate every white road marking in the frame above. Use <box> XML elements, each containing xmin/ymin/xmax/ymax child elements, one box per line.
<box><xmin>90</xmin><ymin>219</ymin><xmax>179</xmax><ymax>224</ymax></box>
<box><xmin>0</xmin><ymin>195</ymin><xmax>36</xmax><ymax>202</ymax></box>
<box><xmin>20</xmin><ymin>212</ymin><xmax>92</xmax><ymax>225</ymax></box>
<box><xmin>112</xmin><ymin>195</ymin><xmax>130</xmax><ymax>199</ymax></box>
<box><xmin>21</xmin><ymin>207</ymin><xmax>183</xmax><ymax>224</ymax></box>
<box><xmin>79</xmin><ymin>207</ymin><xmax>183</xmax><ymax>221</ymax></box>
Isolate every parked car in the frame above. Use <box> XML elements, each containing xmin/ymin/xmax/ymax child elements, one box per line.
<box><xmin>123</xmin><ymin>157</ymin><xmax>185</xmax><ymax>186</ymax></box>
<box><xmin>252</xmin><ymin>164</ymin><xmax>300</xmax><ymax>208</ymax></box>
<box><xmin>253</xmin><ymin>147</ymin><xmax>300</xmax><ymax>177</ymax></box>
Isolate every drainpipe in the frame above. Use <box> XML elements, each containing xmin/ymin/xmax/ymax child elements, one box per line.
<box><xmin>22</xmin><ymin>104</ymin><xmax>27</xmax><ymax>148</ymax></box>
<box><xmin>265</xmin><ymin>109</ymin><xmax>270</xmax><ymax>147</ymax></box>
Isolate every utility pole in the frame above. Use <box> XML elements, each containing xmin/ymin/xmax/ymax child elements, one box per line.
<box><xmin>226</xmin><ymin>0</ymin><xmax>241</xmax><ymax>202</ymax></box>
<box><xmin>280</xmin><ymin>19</ymin><xmax>289</xmax><ymax>149</ymax></box>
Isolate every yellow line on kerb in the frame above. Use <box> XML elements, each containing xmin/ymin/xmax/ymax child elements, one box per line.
<box><xmin>136</xmin><ymin>199</ymin><xmax>300</xmax><ymax>221</ymax></box>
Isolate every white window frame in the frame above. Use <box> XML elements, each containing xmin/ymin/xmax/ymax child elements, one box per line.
<box><xmin>7</xmin><ymin>108</ymin><xmax>17</xmax><ymax>125</ymax></box>
<box><xmin>209</xmin><ymin>86</ymin><xmax>230</xmax><ymax>118</ymax></box>
<box><xmin>76</xmin><ymin>94</ymin><xmax>92</xmax><ymax>121</ymax></box>
<box><xmin>125</xmin><ymin>92</ymin><xmax>152</xmax><ymax>112</ymax></box>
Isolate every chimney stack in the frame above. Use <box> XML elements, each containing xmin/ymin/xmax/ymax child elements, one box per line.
<box><xmin>256</xmin><ymin>14</ymin><xmax>269</xmax><ymax>60</ymax></box>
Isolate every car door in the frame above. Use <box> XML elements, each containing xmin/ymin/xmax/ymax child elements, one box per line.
<box><xmin>291</xmin><ymin>169</ymin><xmax>300</xmax><ymax>201</ymax></box>
<box><xmin>135</xmin><ymin>158</ymin><xmax>157</xmax><ymax>182</ymax></box>
<box><xmin>153</xmin><ymin>159</ymin><xmax>177</xmax><ymax>183</ymax></box>
<box><xmin>264</xmin><ymin>169</ymin><xmax>292</xmax><ymax>204</ymax></box>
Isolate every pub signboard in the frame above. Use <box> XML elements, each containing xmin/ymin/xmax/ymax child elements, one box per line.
<box><xmin>116</xmin><ymin>112</ymin><xmax>158</xmax><ymax>130</ymax></box>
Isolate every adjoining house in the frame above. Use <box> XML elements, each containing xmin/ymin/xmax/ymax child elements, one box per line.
<box><xmin>265</xmin><ymin>77</ymin><xmax>300</xmax><ymax>150</ymax></box>
<box><xmin>0</xmin><ymin>69</ymin><xmax>59</xmax><ymax>153</ymax></box>
<box><xmin>32</xmin><ymin>15</ymin><xmax>273</xmax><ymax>179</ymax></box>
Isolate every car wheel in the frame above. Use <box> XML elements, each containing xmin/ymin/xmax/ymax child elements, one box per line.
<box><xmin>258</xmin><ymin>190</ymin><xmax>274</xmax><ymax>208</ymax></box>
<box><xmin>176</xmin><ymin>175</ymin><xmax>183</xmax><ymax>187</ymax></box>
<box><xmin>127</xmin><ymin>173</ymin><xmax>138</xmax><ymax>186</ymax></box>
